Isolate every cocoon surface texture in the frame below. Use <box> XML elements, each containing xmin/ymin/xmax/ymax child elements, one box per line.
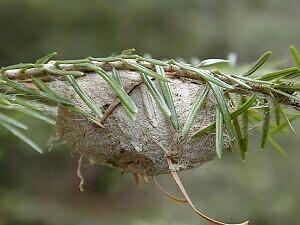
<box><xmin>56</xmin><ymin>71</ymin><xmax>227</xmax><ymax>176</ymax></box>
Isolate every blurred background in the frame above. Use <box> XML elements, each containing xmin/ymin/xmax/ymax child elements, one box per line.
<box><xmin>0</xmin><ymin>0</ymin><xmax>299</xmax><ymax>225</ymax></box>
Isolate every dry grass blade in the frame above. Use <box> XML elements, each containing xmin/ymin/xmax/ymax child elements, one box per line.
<box><xmin>77</xmin><ymin>155</ymin><xmax>85</xmax><ymax>192</ymax></box>
<box><xmin>166</xmin><ymin>157</ymin><xmax>249</xmax><ymax>225</ymax></box>
<box><xmin>153</xmin><ymin>177</ymin><xmax>187</xmax><ymax>204</ymax></box>
<box><xmin>133</xmin><ymin>173</ymin><xmax>140</xmax><ymax>188</ymax></box>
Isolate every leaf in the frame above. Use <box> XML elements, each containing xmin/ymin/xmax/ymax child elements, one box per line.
<box><xmin>233</xmin><ymin>115</ymin><xmax>247</xmax><ymax>160</ymax></box>
<box><xmin>0</xmin><ymin>97</ymin><xmax>10</xmax><ymax>106</ymax></box>
<box><xmin>267</xmin><ymin>136</ymin><xmax>288</xmax><ymax>158</ymax></box>
<box><xmin>242</xmin><ymin>51</ymin><xmax>272</xmax><ymax>77</ymax></box>
<box><xmin>141</xmin><ymin>73</ymin><xmax>171</xmax><ymax>117</ymax></box>
<box><xmin>289</xmin><ymin>45</ymin><xmax>300</xmax><ymax>68</ymax></box>
<box><xmin>35</xmin><ymin>52</ymin><xmax>58</xmax><ymax>64</ymax></box>
<box><xmin>0</xmin><ymin>93</ymin><xmax>57</xmax><ymax>117</ymax></box>
<box><xmin>32</xmin><ymin>77</ymin><xmax>54</xmax><ymax>94</ymax></box>
<box><xmin>141</xmin><ymin>58</ymin><xmax>169</xmax><ymax>67</ymax></box>
<box><xmin>199</xmin><ymin>59</ymin><xmax>230</xmax><ymax>67</ymax></box>
<box><xmin>181</xmin><ymin>85</ymin><xmax>209</xmax><ymax>136</ymax></box>
<box><xmin>0</xmin><ymin>112</ymin><xmax>27</xmax><ymax>130</ymax></box>
<box><xmin>124</xmin><ymin>60</ymin><xmax>171</xmax><ymax>82</ymax></box>
<box><xmin>210</xmin><ymin>83</ymin><xmax>234</xmax><ymax>139</ymax></box>
<box><xmin>171</xmin><ymin>60</ymin><xmax>234</xmax><ymax>89</ymax></box>
<box><xmin>70</xmin><ymin>106</ymin><xmax>103</xmax><ymax>127</ymax></box>
<box><xmin>273</xmin><ymin>83</ymin><xmax>300</xmax><ymax>92</ymax></box>
<box><xmin>56</xmin><ymin>59</ymin><xmax>90</xmax><ymax>64</ymax></box>
<box><xmin>232</xmin><ymin>74</ymin><xmax>273</xmax><ymax>85</ymax></box>
<box><xmin>89</xmin><ymin>54</ymin><xmax>139</xmax><ymax>63</ymax></box>
<box><xmin>77</xmin><ymin>63</ymin><xmax>138</xmax><ymax>114</ymax></box>
<box><xmin>261</xmin><ymin>104</ymin><xmax>271</xmax><ymax>150</ymax></box>
<box><xmin>192</xmin><ymin>94</ymin><xmax>255</xmax><ymax>138</ymax></box>
<box><xmin>96</xmin><ymin>68</ymin><xmax>138</xmax><ymax>114</ymax></box>
<box><xmin>121</xmin><ymin>48</ymin><xmax>136</xmax><ymax>55</ymax></box>
<box><xmin>1</xmin><ymin>77</ymin><xmax>74</xmax><ymax>106</ymax></box>
<box><xmin>267</xmin><ymin>86</ymin><xmax>300</xmax><ymax>103</ymax></box>
<box><xmin>65</xmin><ymin>75</ymin><xmax>103</xmax><ymax>119</ymax></box>
<box><xmin>274</xmin><ymin>102</ymin><xmax>281</xmax><ymax>126</ymax></box>
<box><xmin>45</xmin><ymin>68</ymin><xmax>85</xmax><ymax>77</ymax></box>
<box><xmin>226</xmin><ymin>95</ymin><xmax>247</xmax><ymax>160</ymax></box>
<box><xmin>214</xmin><ymin>70</ymin><xmax>252</xmax><ymax>89</ymax></box>
<box><xmin>1</xmin><ymin>63</ymin><xmax>40</xmax><ymax>73</ymax></box>
<box><xmin>111</xmin><ymin>68</ymin><xmax>136</xmax><ymax>121</ymax></box>
<box><xmin>241</xmin><ymin>96</ymin><xmax>249</xmax><ymax>152</ymax></box>
<box><xmin>280</xmin><ymin>108</ymin><xmax>296</xmax><ymax>133</ymax></box>
<box><xmin>156</xmin><ymin>65</ymin><xmax>179</xmax><ymax>131</ymax></box>
<box><xmin>111</xmin><ymin>67</ymin><xmax>122</xmax><ymax>85</ymax></box>
<box><xmin>271</xmin><ymin>114</ymin><xmax>300</xmax><ymax>135</ymax></box>
<box><xmin>257</xmin><ymin>67</ymin><xmax>299</xmax><ymax>81</ymax></box>
<box><xmin>215</xmin><ymin>108</ymin><xmax>223</xmax><ymax>159</ymax></box>
<box><xmin>31</xmin><ymin>77</ymin><xmax>74</xmax><ymax>106</ymax></box>
<box><xmin>0</xmin><ymin>121</ymin><xmax>43</xmax><ymax>154</ymax></box>
<box><xmin>13</xmin><ymin>106</ymin><xmax>56</xmax><ymax>126</ymax></box>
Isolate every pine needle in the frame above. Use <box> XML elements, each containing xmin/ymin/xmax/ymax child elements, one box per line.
<box><xmin>0</xmin><ymin>121</ymin><xmax>43</xmax><ymax>154</ymax></box>
<box><xmin>141</xmin><ymin>73</ymin><xmax>171</xmax><ymax>117</ymax></box>
<box><xmin>242</xmin><ymin>51</ymin><xmax>272</xmax><ymax>77</ymax></box>
<box><xmin>181</xmin><ymin>85</ymin><xmax>209</xmax><ymax>136</ymax></box>
<box><xmin>215</xmin><ymin>108</ymin><xmax>224</xmax><ymax>159</ymax></box>
<box><xmin>156</xmin><ymin>65</ymin><xmax>179</xmax><ymax>130</ymax></box>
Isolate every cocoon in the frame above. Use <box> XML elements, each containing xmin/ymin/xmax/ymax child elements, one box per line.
<box><xmin>55</xmin><ymin>71</ymin><xmax>228</xmax><ymax>176</ymax></box>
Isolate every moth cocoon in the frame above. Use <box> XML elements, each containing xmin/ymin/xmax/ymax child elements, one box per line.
<box><xmin>55</xmin><ymin>71</ymin><xmax>229</xmax><ymax>176</ymax></box>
